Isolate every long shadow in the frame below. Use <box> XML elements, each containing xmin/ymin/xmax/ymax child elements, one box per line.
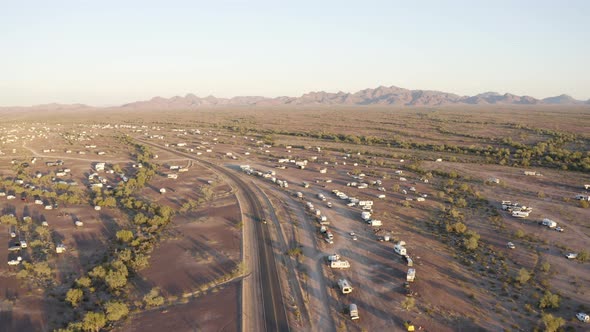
<box><xmin>0</xmin><ymin>310</ymin><xmax>38</xmax><ymax>332</ymax></box>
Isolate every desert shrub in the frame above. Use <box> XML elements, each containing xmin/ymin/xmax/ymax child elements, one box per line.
<box><xmin>0</xmin><ymin>214</ymin><xmax>17</xmax><ymax>225</ymax></box>
<box><xmin>143</xmin><ymin>288</ymin><xmax>164</xmax><ymax>308</ymax></box>
<box><xmin>66</xmin><ymin>288</ymin><xmax>83</xmax><ymax>307</ymax></box>
<box><xmin>105</xmin><ymin>270</ymin><xmax>127</xmax><ymax>290</ymax></box>
<box><xmin>104</xmin><ymin>301</ymin><xmax>129</xmax><ymax>321</ymax></box>
<box><xmin>116</xmin><ymin>230</ymin><xmax>134</xmax><ymax>243</ymax></box>
<box><xmin>89</xmin><ymin>266</ymin><xmax>107</xmax><ymax>280</ymax></box>
<box><xmin>577</xmin><ymin>250</ymin><xmax>589</xmax><ymax>262</ymax></box>
<box><xmin>579</xmin><ymin>200</ymin><xmax>590</xmax><ymax>208</ymax></box>
<box><xmin>517</xmin><ymin>268</ymin><xmax>531</xmax><ymax>284</ymax></box>
<box><xmin>463</xmin><ymin>231</ymin><xmax>480</xmax><ymax>250</ymax></box>
<box><xmin>76</xmin><ymin>276</ymin><xmax>92</xmax><ymax>288</ymax></box>
<box><xmin>452</xmin><ymin>222</ymin><xmax>467</xmax><ymax>234</ymax></box>
<box><xmin>82</xmin><ymin>312</ymin><xmax>106</xmax><ymax>332</ymax></box>
<box><xmin>287</xmin><ymin>247</ymin><xmax>302</xmax><ymax>257</ymax></box>
<box><xmin>129</xmin><ymin>253</ymin><xmax>150</xmax><ymax>271</ymax></box>
<box><xmin>539</xmin><ymin>291</ymin><xmax>560</xmax><ymax>309</ymax></box>
<box><xmin>455</xmin><ymin>198</ymin><xmax>468</xmax><ymax>208</ymax></box>
<box><xmin>541</xmin><ymin>313</ymin><xmax>564</xmax><ymax>332</ymax></box>
<box><xmin>540</xmin><ymin>262</ymin><xmax>551</xmax><ymax>273</ymax></box>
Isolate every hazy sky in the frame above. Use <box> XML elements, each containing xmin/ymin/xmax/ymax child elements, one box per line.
<box><xmin>1</xmin><ymin>0</ymin><xmax>589</xmax><ymax>106</ymax></box>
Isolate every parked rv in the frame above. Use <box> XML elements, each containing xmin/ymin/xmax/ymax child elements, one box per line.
<box><xmin>369</xmin><ymin>219</ymin><xmax>382</xmax><ymax>227</ymax></box>
<box><xmin>349</xmin><ymin>304</ymin><xmax>359</xmax><ymax>320</ymax></box>
<box><xmin>541</xmin><ymin>218</ymin><xmax>557</xmax><ymax>228</ymax></box>
<box><xmin>338</xmin><ymin>279</ymin><xmax>353</xmax><ymax>294</ymax></box>
<box><xmin>330</xmin><ymin>260</ymin><xmax>350</xmax><ymax>269</ymax></box>
<box><xmin>407</xmin><ymin>268</ymin><xmax>416</xmax><ymax>282</ymax></box>
<box><xmin>394</xmin><ymin>243</ymin><xmax>407</xmax><ymax>256</ymax></box>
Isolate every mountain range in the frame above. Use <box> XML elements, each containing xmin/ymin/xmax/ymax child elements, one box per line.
<box><xmin>3</xmin><ymin>86</ymin><xmax>590</xmax><ymax>110</ymax></box>
<box><xmin>121</xmin><ymin>86</ymin><xmax>590</xmax><ymax>109</ymax></box>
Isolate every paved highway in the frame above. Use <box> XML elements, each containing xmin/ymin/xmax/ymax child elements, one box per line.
<box><xmin>137</xmin><ymin>139</ymin><xmax>289</xmax><ymax>332</ymax></box>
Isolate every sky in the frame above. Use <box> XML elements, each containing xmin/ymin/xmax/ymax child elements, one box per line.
<box><xmin>1</xmin><ymin>0</ymin><xmax>589</xmax><ymax>106</ymax></box>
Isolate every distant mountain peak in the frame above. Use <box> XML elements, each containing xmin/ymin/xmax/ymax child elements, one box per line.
<box><xmin>113</xmin><ymin>87</ymin><xmax>590</xmax><ymax>109</ymax></box>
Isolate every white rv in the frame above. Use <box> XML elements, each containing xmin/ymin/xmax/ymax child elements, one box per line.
<box><xmin>338</xmin><ymin>279</ymin><xmax>353</xmax><ymax>294</ymax></box>
<box><xmin>330</xmin><ymin>260</ymin><xmax>351</xmax><ymax>269</ymax></box>
<box><xmin>394</xmin><ymin>243</ymin><xmax>407</xmax><ymax>256</ymax></box>
<box><xmin>349</xmin><ymin>304</ymin><xmax>359</xmax><ymax>320</ymax></box>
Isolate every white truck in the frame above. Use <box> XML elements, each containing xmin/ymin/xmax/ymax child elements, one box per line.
<box><xmin>338</xmin><ymin>279</ymin><xmax>353</xmax><ymax>294</ymax></box>
<box><xmin>330</xmin><ymin>260</ymin><xmax>351</xmax><ymax>269</ymax></box>
<box><xmin>407</xmin><ymin>268</ymin><xmax>416</xmax><ymax>282</ymax></box>
<box><xmin>349</xmin><ymin>303</ymin><xmax>359</xmax><ymax>320</ymax></box>
<box><xmin>541</xmin><ymin>218</ymin><xmax>557</xmax><ymax>228</ymax></box>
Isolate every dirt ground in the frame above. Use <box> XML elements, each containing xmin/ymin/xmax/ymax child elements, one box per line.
<box><xmin>118</xmin><ymin>282</ymin><xmax>240</xmax><ymax>332</ymax></box>
<box><xmin>1</xmin><ymin>106</ymin><xmax>589</xmax><ymax>331</ymax></box>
